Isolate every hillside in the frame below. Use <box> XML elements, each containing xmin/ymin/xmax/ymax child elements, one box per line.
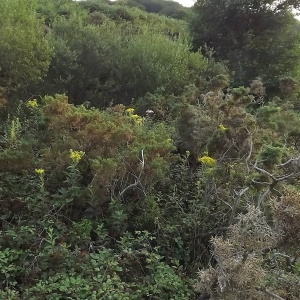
<box><xmin>1</xmin><ymin>0</ymin><xmax>300</xmax><ymax>299</ymax></box>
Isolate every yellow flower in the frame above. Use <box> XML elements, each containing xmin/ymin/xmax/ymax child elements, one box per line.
<box><xmin>26</xmin><ymin>99</ymin><xmax>38</xmax><ymax>108</ymax></box>
<box><xmin>195</xmin><ymin>181</ymin><xmax>201</xmax><ymax>186</ymax></box>
<box><xmin>70</xmin><ymin>149</ymin><xmax>85</xmax><ymax>164</ymax></box>
<box><xmin>198</xmin><ymin>155</ymin><xmax>216</xmax><ymax>167</ymax></box>
<box><xmin>219</xmin><ymin>124</ymin><xmax>227</xmax><ymax>131</ymax></box>
<box><xmin>130</xmin><ymin>114</ymin><xmax>139</xmax><ymax>119</ymax></box>
<box><xmin>135</xmin><ymin>117</ymin><xmax>144</xmax><ymax>125</ymax></box>
<box><xmin>167</xmin><ymin>138</ymin><xmax>172</xmax><ymax>143</ymax></box>
<box><xmin>130</xmin><ymin>114</ymin><xmax>144</xmax><ymax>125</ymax></box>
<box><xmin>35</xmin><ymin>168</ymin><xmax>45</xmax><ymax>175</ymax></box>
<box><xmin>126</xmin><ymin>108</ymin><xmax>135</xmax><ymax>114</ymax></box>
<box><xmin>186</xmin><ymin>150</ymin><xmax>190</xmax><ymax>157</ymax></box>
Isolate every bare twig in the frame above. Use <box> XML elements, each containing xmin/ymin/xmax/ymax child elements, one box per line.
<box><xmin>196</xmin><ymin>227</ymin><xmax>228</xmax><ymax>238</ymax></box>
<box><xmin>119</xmin><ymin>149</ymin><xmax>145</xmax><ymax>198</ymax></box>
<box><xmin>263</xmin><ymin>288</ymin><xmax>286</xmax><ymax>300</ymax></box>
<box><xmin>245</xmin><ymin>128</ymin><xmax>253</xmax><ymax>174</ymax></box>
<box><xmin>252</xmin><ymin>158</ymin><xmax>300</xmax><ymax>206</ymax></box>
<box><xmin>258</xmin><ymin>188</ymin><xmax>271</xmax><ymax>206</ymax></box>
<box><xmin>279</xmin><ymin>155</ymin><xmax>300</xmax><ymax>168</ymax></box>
<box><xmin>229</xmin><ymin>187</ymin><xmax>249</xmax><ymax>225</ymax></box>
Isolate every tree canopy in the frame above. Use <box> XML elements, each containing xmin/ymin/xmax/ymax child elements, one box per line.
<box><xmin>117</xmin><ymin>0</ymin><xmax>191</xmax><ymax>20</ymax></box>
<box><xmin>190</xmin><ymin>0</ymin><xmax>300</xmax><ymax>89</ymax></box>
<box><xmin>0</xmin><ymin>0</ymin><xmax>53</xmax><ymax>90</ymax></box>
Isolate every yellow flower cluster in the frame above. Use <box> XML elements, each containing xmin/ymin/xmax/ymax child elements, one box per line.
<box><xmin>70</xmin><ymin>149</ymin><xmax>85</xmax><ymax>164</ymax></box>
<box><xmin>126</xmin><ymin>108</ymin><xmax>143</xmax><ymax>125</ymax></box>
<box><xmin>35</xmin><ymin>168</ymin><xmax>45</xmax><ymax>175</ymax></box>
<box><xmin>198</xmin><ymin>155</ymin><xmax>216</xmax><ymax>167</ymax></box>
<box><xmin>130</xmin><ymin>114</ymin><xmax>143</xmax><ymax>125</ymax></box>
<box><xmin>26</xmin><ymin>99</ymin><xmax>38</xmax><ymax>108</ymax></box>
<box><xmin>219</xmin><ymin>124</ymin><xmax>227</xmax><ymax>131</ymax></box>
<box><xmin>126</xmin><ymin>108</ymin><xmax>135</xmax><ymax>114</ymax></box>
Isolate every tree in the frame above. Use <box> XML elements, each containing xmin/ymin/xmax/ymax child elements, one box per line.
<box><xmin>0</xmin><ymin>0</ymin><xmax>53</xmax><ymax>92</ymax></box>
<box><xmin>33</xmin><ymin>0</ymin><xmax>207</xmax><ymax>108</ymax></box>
<box><xmin>190</xmin><ymin>0</ymin><xmax>300</xmax><ymax>90</ymax></box>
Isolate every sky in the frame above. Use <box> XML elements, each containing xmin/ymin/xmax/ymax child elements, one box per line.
<box><xmin>173</xmin><ymin>0</ymin><xmax>195</xmax><ymax>6</ymax></box>
<box><xmin>173</xmin><ymin>0</ymin><xmax>300</xmax><ymax>20</ymax></box>
<box><xmin>104</xmin><ymin>0</ymin><xmax>300</xmax><ymax>20</ymax></box>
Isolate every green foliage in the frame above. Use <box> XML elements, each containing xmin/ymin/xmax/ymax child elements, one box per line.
<box><xmin>1</xmin><ymin>1</ymin><xmax>300</xmax><ymax>299</ymax></box>
<box><xmin>0</xmin><ymin>248</ymin><xmax>22</xmax><ymax>284</ymax></box>
<box><xmin>0</xmin><ymin>96</ymin><xmax>194</xmax><ymax>298</ymax></box>
<box><xmin>259</xmin><ymin>144</ymin><xmax>284</xmax><ymax>168</ymax></box>
<box><xmin>120</xmin><ymin>0</ymin><xmax>192</xmax><ymax>20</ymax></box>
<box><xmin>26</xmin><ymin>0</ymin><xmax>206</xmax><ymax>107</ymax></box>
<box><xmin>190</xmin><ymin>0</ymin><xmax>300</xmax><ymax>89</ymax></box>
<box><xmin>0</xmin><ymin>0</ymin><xmax>53</xmax><ymax>90</ymax></box>
<box><xmin>175</xmin><ymin>84</ymin><xmax>256</xmax><ymax>160</ymax></box>
<box><xmin>23</xmin><ymin>249</ymin><xmax>134</xmax><ymax>299</ymax></box>
<box><xmin>117</xmin><ymin>31</ymin><xmax>207</xmax><ymax>103</ymax></box>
